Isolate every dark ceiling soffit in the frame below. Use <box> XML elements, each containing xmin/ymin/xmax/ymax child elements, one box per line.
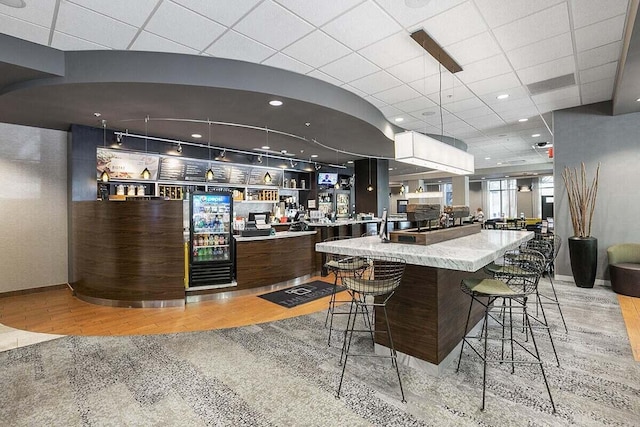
<box><xmin>0</xmin><ymin>34</ymin><xmax>64</xmax><ymax>76</ymax></box>
<box><xmin>410</xmin><ymin>29</ymin><xmax>462</xmax><ymax>74</ymax></box>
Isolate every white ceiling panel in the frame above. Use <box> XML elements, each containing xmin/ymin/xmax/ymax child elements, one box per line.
<box><xmin>283</xmin><ymin>30</ymin><xmax>351</xmax><ymax>68</ymax></box>
<box><xmin>364</xmin><ymin>95</ymin><xmax>387</xmax><ymax>108</ymax></box>
<box><xmin>580</xmin><ymin>62</ymin><xmax>618</xmax><ymax>84</ymax></box>
<box><xmin>263</xmin><ymin>52</ymin><xmax>313</xmax><ymax>74</ymax></box>
<box><xmin>482</xmin><ymin>89</ymin><xmax>534</xmax><ymax>109</ymax></box>
<box><xmin>131</xmin><ymin>31</ymin><xmax>199</xmax><ymax>55</ymax></box>
<box><xmin>373</xmin><ymin>85</ymin><xmax>421</xmax><ymax>105</ymax></box>
<box><xmin>233</xmin><ymin>1</ymin><xmax>314</xmax><ymax>51</ymax></box>
<box><xmin>350</xmin><ymin>71</ymin><xmax>402</xmax><ymax>94</ymax></box>
<box><xmin>506</xmin><ymin>32</ymin><xmax>573</xmax><ymax>71</ymax></box>
<box><xmin>0</xmin><ymin>0</ymin><xmax>57</xmax><ymax>27</ymax></box>
<box><xmin>386</xmin><ymin>55</ymin><xmax>440</xmax><ymax>83</ymax></box>
<box><xmin>171</xmin><ymin>0</ymin><xmax>261</xmax><ymax>27</ymax></box>
<box><xmin>409</xmin><ymin>71</ymin><xmax>464</xmax><ymax>96</ymax></box>
<box><xmin>376</xmin><ymin>0</ymin><xmax>466</xmax><ymax>28</ymax></box>
<box><xmin>577</xmin><ymin>41</ymin><xmax>623</xmax><ymax>70</ymax></box>
<box><xmin>56</xmin><ymin>2</ymin><xmax>137</xmax><ymax>49</ymax></box>
<box><xmin>206</xmin><ymin>30</ymin><xmax>275</xmax><ymax>62</ymax></box>
<box><xmin>574</xmin><ymin>14</ymin><xmax>626</xmax><ymax>52</ymax></box>
<box><xmin>51</xmin><ymin>31</ymin><xmax>109</xmax><ymax>50</ymax></box>
<box><xmin>378</xmin><ymin>104</ymin><xmax>404</xmax><ymax>118</ymax></box>
<box><xmin>319</xmin><ymin>53</ymin><xmax>379</xmax><ymax>83</ymax></box>
<box><xmin>570</xmin><ymin>0</ymin><xmax>629</xmax><ymax>29</ymax></box>
<box><xmin>456</xmin><ymin>54</ymin><xmax>513</xmax><ymax>84</ymax></box>
<box><xmin>581</xmin><ymin>78</ymin><xmax>615</xmax><ymax>104</ymax></box>
<box><xmin>532</xmin><ymin>85</ymin><xmax>579</xmax><ymax>104</ymax></box>
<box><xmin>341</xmin><ymin>84</ymin><xmax>368</xmax><ymax>98</ymax></box>
<box><xmin>465</xmin><ymin>114</ymin><xmax>506</xmax><ymax>130</ymax></box>
<box><xmin>444</xmin><ymin>31</ymin><xmax>502</xmax><ymax>66</ymax></box>
<box><xmin>68</xmin><ymin>0</ymin><xmax>158</xmax><ymax>27</ymax></box>
<box><xmin>491</xmin><ymin>3</ymin><xmax>570</xmax><ymax>52</ymax></box>
<box><xmin>392</xmin><ymin>96</ymin><xmax>436</xmax><ymax>113</ymax></box>
<box><xmin>274</xmin><ymin>0</ymin><xmax>363</xmax><ymax>27</ymax></box>
<box><xmin>474</xmin><ymin>0</ymin><xmax>564</xmax><ymax>28</ymax></box>
<box><xmin>498</xmin><ymin>107</ymin><xmax>543</xmax><ymax>122</ymax></box>
<box><xmin>0</xmin><ymin>14</ymin><xmax>50</xmax><ymax>45</ymax></box>
<box><xmin>427</xmin><ymin>85</ymin><xmax>475</xmax><ymax>104</ymax></box>
<box><xmin>466</xmin><ymin>73</ymin><xmax>521</xmax><ymax>96</ymax></box>
<box><xmin>442</xmin><ymin>96</ymin><xmax>485</xmax><ymax>113</ymax></box>
<box><xmin>535</xmin><ymin>96</ymin><xmax>581</xmax><ymax>114</ymax></box>
<box><xmin>306</xmin><ymin>69</ymin><xmax>344</xmax><ymax>87</ymax></box>
<box><xmin>321</xmin><ymin>2</ymin><xmax>401</xmax><ymax>51</ymax></box>
<box><xmin>453</xmin><ymin>105</ymin><xmax>496</xmax><ymax>120</ymax></box>
<box><xmin>516</xmin><ymin>55</ymin><xmax>575</xmax><ymax>85</ymax></box>
<box><xmin>358</xmin><ymin>31</ymin><xmax>423</xmax><ymax>70</ymax></box>
<box><xmin>417</xmin><ymin>1</ymin><xmax>487</xmax><ymax>47</ymax></box>
<box><xmin>145</xmin><ymin>2</ymin><xmax>226</xmax><ymax>51</ymax></box>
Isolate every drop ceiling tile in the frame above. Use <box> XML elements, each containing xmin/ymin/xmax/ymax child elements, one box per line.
<box><xmin>364</xmin><ymin>95</ymin><xmax>387</xmax><ymax>108</ymax></box>
<box><xmin>263</xmin><ymin>53</ymin><xmax>314</xmax><ymax>74</ymax></box>
<box><xmin>145</xmin><ymin>2</ymin><xmax>226</xmax><ymax>51</ymax></box>
<box><xmin>570</xmin><ymin>0</ymin><xmax>629</xmax><ymax>29</ymax></box>
<box><xmin>516</xmin><ymin>55</ymin><xmax>575</xmax><ymax>85</ymax></box>
<box><xmin>379</xmin><ymin>104</ymin><xmax>404</xmax><ymax>118</ymax></box>
<box><xmin>171</xmin><ymin>0</ymin><xmax>261</xmax><ymax>26</ymax></box>
<box><xmin>531</xmin><ymin>85</ymin><xmax>579</xmax><ymax>104</ymax></box>
<box><xmin>484</xmin><ymin>91</ymin><xmax>534</xmax><ymax>110</ymax></box>
<box><xmin>68</xmin><ymin>0</ymin><xmax>158</xmax><ymax>27</ymax></box>
<box><xmin>574</xmin><ymin>14</ymin><xmax>626</xmax><ymax>52</ymax></box>
<box><xmin>416</xmin><ymin>1</ymin><xmax>486</xmax><ymax>48</ymax></box>
<box><xmin>506</xmin><ymin>32</ymin><xmax>573</xmax><ymax>70</ymax></box>
<box><xmin>282</xmin><ymin>30</ymin><xmax>350</xmax><ymax>68</ymax></box>
<box><xmin>51</xmin><ymin>31</ymin><xmax>110</xmax><ymax>50</ymax></box>
<box><xmin>444</xmin><ymin>31</ymin><xmax>502</xmax><ymax>66</ymax></box>
<box><xmin>341</xmin><ymin>84</ymin><xmax>368</xmax><ymax>98</ymax></box>
<box><xmin>376</xmin><ymin>0</ymin><xmax>466</xmax><ymax>27</ymax></box>
<box><xmin>234</xmin><ymin>1</ymin><xmax>314</xmax><ymax>51</ymax></box>
<box><xmin>307</xmin><ymin>69</ymin><xmax>344</xmax><ymax>87</ymax></box>
<box><xmin>491</xmin><ymin>3</ymin><xmax>569</xmax><ymax>52</ymax></box>
<box><xmin>581</xmin><ymin>78</ymin><xmax>615</xmax><ymax>104</ymax></box>
<box><xmin>320</xmin><ymin>53</ymin><xmax>379</xmax><ymax>82</ymax></box>
<box><xmin>393</xmin><ymin>96</ymin><xmax>436</xmax><ymax>113</ymax></box>
<box><xmin>322</xmin><ymin>2</ymin><xmax>401</xmax><ymax>51</ymax></box>
<box><xmin>579</xmin><ymin>62</ymin><xmax>618</xmax><ymax>84</ymax></box>
<box><xmin>386</xmin><ymin>55</ymin><xmax>440</xmax><ymax>83</ymax></box>
<box><xmin>453</xmin><ymin>105</ymin><xmax>496</xmax><ymax>120</ymax></box>
<box><xmin>206</xmin><ymin>30</ymin><xmax>275</xmax><ymax>62</ymax></box>
<box><xmin>535</xmin><ymin>96</ymin><xmax>580</xmax><ymax>114</ymax></box>
<box><xmin>373</xmin><ymin>85</ymin><xmax>422</xmax><ymax>105</ymax></box>
<box><xmin>498</xmin><ymin>106</ymin><xmax>542</xmax><ymax>122</ymax></box>
<box><xmin>467</xmin><ymin>73</ymin><xmax>521</xmax><ymax>96</ymax></box>
<box><xmin>456</xmin><ymin>54</ymin><xmax>513</xmax><ymax>84</ymax></box>
<box><xmin>577</xmin><ymin>41</ymin><xmax>623</xmax><ymax>70</ymax></box>
<box><xmin>274</xmin><ymin>0</ymin><xmax>363</xmax><ymax>27</ymax></box>
<box><xmin>0</xmin><ymin>0</ymin><xmax>57</xmax><ymax>27</ymax></box>
<box><xmin>56</xmin><ymin>1</ymin><xmax>138</xmax><ymax>49</ymax></box>
<box><xmin>465</xmin><ymin>114</ymin><xmax>506</xmax><ymax>130</ymax></box>
<box><xmin>131</xmin><ymin>31</ymin><xmax>199</xmax><ymax>54</ymax></box>
<box><xmin>426</xmin><ymin>86</ymin><xmax>475</xmax><ymax>104</ymax></box>
<box><xmin>0</xmin><ymin>14</ymin><xmax>49</xmax><ymax>46</ymax></box>
<box><xmin>442</xmin><ymin>97</ymin><xmax>485</xmax><ymax>113</ymax></box>
<box><xmin>350</xmin><ymin>71</ymin><xmax>402</xmax><ymax>94</ymax></box>
<box><xmin>474</xmin><ymin>0</ymin><xmax>564</xmax><ymax>27</ymax></box>
<box><xmin>359</xmin><ymin>31</ymin><xmax>424</xmax><ymax>69</ymax></box>
<box><xmin>409</xmin><ymin>71</ymin><xmax>464</xmax><ymax>96</ymax></box>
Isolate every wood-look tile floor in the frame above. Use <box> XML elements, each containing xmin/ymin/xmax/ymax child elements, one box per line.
<box><xmin>618</xmin><ymin>294</ymin><xmax>640</xmax><ymax>361</ymax></box>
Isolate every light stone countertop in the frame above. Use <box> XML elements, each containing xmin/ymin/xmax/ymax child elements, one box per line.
<box><xmin>306</xmin><ymin>219</ymin><xmax>382</xmax><ymax>227</ymax></box>
<box><xmin>234</xmin><ymin>230</ymin><xmax>317</xmax><ymax>242</ymax></box>
<box><xmin>315</xmin><ymin>230</ymin><xmax>534</xmax><ymax>272</ymax></box>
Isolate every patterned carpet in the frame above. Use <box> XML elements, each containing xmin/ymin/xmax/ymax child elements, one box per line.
<box><xmin>1</xmin><ymin>278</ymin><xmax>639</xmax><ymax>426</ymax></box>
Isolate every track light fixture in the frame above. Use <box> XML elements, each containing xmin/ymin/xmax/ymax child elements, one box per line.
<box><xmin>220</xmin><ymin>149</ymin><xmax>225</xmax><ymax>159</ymax></box>
<box><xmin>257</xmin><ymin>155</ymin><xmax>263</xmax><ymax>164</ymax></box>
<box><xmin>115</xmin><ymin>133</ymin><xmax>123</xmax><ymax>146</ymax></box>
<box><xmin>176</xmin><ymin>143</ymin><xmax>183</xmax><ymax>153</ymax></box>
<box><xmin>314</xmin><ymin>162</ymin><xmax>321</xmax><ymax>171</ymax></box>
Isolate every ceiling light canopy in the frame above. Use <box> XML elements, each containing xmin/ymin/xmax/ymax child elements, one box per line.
<box><xmin>269</xmin><ymin>100</ymin><xmax>283</xmax><ymax>106</ymax></box>
<box><xmin>518</xmin><ymin>118</ymin><xmax>528</xmax><ymax>122</ymax></box>
<box><xmin>191</xmin><ymin>133</ymin><xmax>201</xmax><ymax>138</ymax></box>
<box><xmin>394</xmin><ymin>131</ymin><xmax>474</xmax><ymax>175</ymax></box>
<box><xmin>496</xmin><ymin>94</ymin><xmax>509</xmax><ymax>100</ymax></box>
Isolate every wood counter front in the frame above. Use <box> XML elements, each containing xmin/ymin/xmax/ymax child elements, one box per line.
<box><xmin>235</xmin><ymin>232</ymin><xmax>318</xmax><ymax>289</ymax></box>
<box><xmin>71</xmin><ymin>200</ymin><xmax>185</xmax><ymax>306</ymax></box>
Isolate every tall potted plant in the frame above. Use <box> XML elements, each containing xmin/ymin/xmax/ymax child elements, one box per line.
<box><xmin>562</xmin><ymin>162</ymin><xmax>600</xmax><ymax>288</ymax></box>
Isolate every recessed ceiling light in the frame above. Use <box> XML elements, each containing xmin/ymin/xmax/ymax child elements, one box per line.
<box><xmin>93</xmin><ymin>112</ymin><xmax>101</xmax><ymax>117</ymax></box>
<box><xmin>0</xmin><ymin>0</ymin><xmax>26</xmax><ymax>8</ymax></box>
<box><xmin>395</xmin><ymin>117</ymin><xmax>404</xmax><ymax>122</ymax></box>
<box><xmin>484</xmin><ymin>157</ymin><xmax>491</xmax><ymax>160</ymax></box>
<box><xmin>496</xmin><ymin>94</ymin><xmax>509</xmax><ymax>100</ymax></box>
<box><xmin>347</xmin><ymin>160</ymin><xmax>354</xmax><ymax>164</ymax></box>
<box><xmin>518</xmin><ymin>118</ymin><xmax>528</xmax><ymax>122</ymax></box>
<box><xmin>497</xmin><ymin>162</ymin><xmax>503</xmax><ymax>165</ymax></box>
<box><xmin>532</xmin><ymin>133</ymin><xmax>541</xmax><ymax>137</ymax></box>
<box><xmin>281</xmin><ymin>150</ymin><xmax>287</xmax><ymax>154</ymax></box>
<box><xmin>311</xmin><ymin>154</ymin><xmax>318</xmax><ymax>158</ymax></box>
<box><xmin>504</xmin><ymin>175</ymin><xmax>510</xmax><ymax>178</ymax></box>
<box><xmin>636</xmin><ymin>98</ymin><xmax>640</xmax><ymax>102</ymax></box>
<box><xmin>191</xmin><ymin>133</ymin><xmax>202</xmax><ymax>138</ymax></box>
<box><xmin>481</xmin><ymin>177</ymin><xmax>486</xmax><ymax>179</ymax></box>
<box><xmin>269</xmin><ymin>100</ymin><xmax>283</xmax><ymax>106</ymax></box>
<box><xmin>262</xmin><ymin>145</ymin><xmax>270</xmax><ymax>150</ymax></box>
<box><xmin>389</xmin><ymin>167</ymin><xmax>394</xmax><ymax>171</ymax></box>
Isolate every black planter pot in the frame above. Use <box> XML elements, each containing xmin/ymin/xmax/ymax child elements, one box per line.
<box><xmin>568</xmin><ymin>236</ymin><xmax>598</xmax><ymax>288</ymax></box>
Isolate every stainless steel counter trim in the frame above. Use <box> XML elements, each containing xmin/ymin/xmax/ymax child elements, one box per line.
<box><xmin>74</xmin><ymin>293</ymin><xmax>185</xmax><ymax>308</ymax></box>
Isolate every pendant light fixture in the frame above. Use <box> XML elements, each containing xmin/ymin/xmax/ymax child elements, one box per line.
<box><xmin>141</xmin><ymin>115</ymin><xmax>151</xmax><ymax>179</ymax></box>
<box><xmin>100</xmin><ymin>119</ymin><xmax>109</xmax><ymax>183</ymax></box>
<box><xmin>366</xmin><ymin>157</ymin><xmax>374</xmax><ymax>192</ymax></box>
<box><xmin>206</xmin><ymin>120</ymin><xmax>214</xmax><ymax>181</ymax></box>
<box><xmin>263</xmin><ymin>126</ymin><xmax>272</xmax><ymax>184</ymax></box>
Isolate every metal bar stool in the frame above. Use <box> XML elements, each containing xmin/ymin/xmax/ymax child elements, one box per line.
<box><xmin>337</xmin><ymin>256</ymin><xmax>406</xmax><ymax>402</ymax></box>
<box><xmin>323</xmin><ymin>236</ymin><xmax>370</xmax><ymax>346</ymax></box>
<box><xmin>456</xmin><ymin>249</ymin><xmax>556</xmax><ymax>412</ymax></box>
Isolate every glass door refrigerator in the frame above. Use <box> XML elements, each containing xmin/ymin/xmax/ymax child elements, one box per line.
<box><xmin>335</xmin><ymin>190</ymin><xmax>350</xmax><ymax>219</ymax></box>
<box><xmin>189</xmin><ymin>190</ymin><xmax>234</xmax><ymax>288</ymax></box>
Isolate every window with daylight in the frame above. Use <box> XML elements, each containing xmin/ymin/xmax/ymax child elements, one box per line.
<box><xmin>488</xmin><ymin>179</ymin><xmax>517</xmax><ymax>218</ymax></box>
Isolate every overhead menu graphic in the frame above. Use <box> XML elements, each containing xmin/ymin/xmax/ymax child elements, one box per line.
<box><xmin>97</xmin><ymin>148</ymin><xmax>159</xmax><ymax>180</ymax></box>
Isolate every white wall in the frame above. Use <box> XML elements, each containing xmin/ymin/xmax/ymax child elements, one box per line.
<box><xmin>0</xmin><ymin>123</ymin><xmax>68</xmax><ymax>293</ymax></box>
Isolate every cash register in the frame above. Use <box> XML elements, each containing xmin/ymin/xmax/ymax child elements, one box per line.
<box><xmin>241</xmin><ymin>212</ymin><xmax>273</xmax><ymax>237</ymax></box>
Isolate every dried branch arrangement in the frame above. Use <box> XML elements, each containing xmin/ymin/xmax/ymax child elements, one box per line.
<box><xmin>562</xmin><ymin>162</ymin><xmax>600</xmax><ymax>237</ymax></box>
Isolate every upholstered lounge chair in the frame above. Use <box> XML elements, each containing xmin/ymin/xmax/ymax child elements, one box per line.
<box><xmin>607</xmin><ymin>243</ymin><xmax>640</xmax><ymax>297</ymax></box>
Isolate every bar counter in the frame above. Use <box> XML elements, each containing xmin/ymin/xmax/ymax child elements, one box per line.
<box><xmin>315</xmin><ymin>230</ymin><xmax>533</xmax><ymax>373</ymax></box>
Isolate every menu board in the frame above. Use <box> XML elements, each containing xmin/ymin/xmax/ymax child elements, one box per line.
<box><xmin>97</xmin><ymin>148</ymin><xmax>160</xmax><ymax>180</ymax></box>
<box><xmin>248</xmin><ymin>167</ymin><xmax>282</xmax><ymax>186</ymax></box>
<box><xmin>159</xmin><ymin>158</ymin><xmax>230</xmax><ymax>183</ymax></box>
<box><xmin>229</xmin><ymin>166</ymin><xmax>249</xmax><ymax>185</ymax></box>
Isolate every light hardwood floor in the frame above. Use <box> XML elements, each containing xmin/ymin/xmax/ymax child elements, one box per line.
<box><xmin>618</xmin><ymin>294</ymin><xmax>640</xmax><ymax>361</ymax></box>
